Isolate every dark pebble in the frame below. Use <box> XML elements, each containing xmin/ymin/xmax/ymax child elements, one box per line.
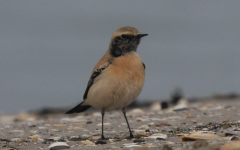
<box><xmin>86</xmin><ymin>121</ymin><xmax>92</xmax><ymax>124</ymax></box>
<box><xmin>225</xmin><ymin>133</ymin><xmax>236</xmax><ymax>136</ymax></box>
<box><xmin>133</xmin><ymin>139</ymin><xmax>146</xmax><ymax>143</ymax></box>
<box><xmin>161</xmin><ymin>102</ymin><xmax>169</xmax><ymax>109</ymax></box>
<box><xmin>231</xmin><ymin>136</ymin><xmax>239</xmax><ymax>141</ymax></box>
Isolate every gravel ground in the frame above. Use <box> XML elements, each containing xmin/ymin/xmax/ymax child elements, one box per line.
<box><xmin>1</xmin><ymin>98</ymin><xmax>240</xmax><ymax>150</ymax></box>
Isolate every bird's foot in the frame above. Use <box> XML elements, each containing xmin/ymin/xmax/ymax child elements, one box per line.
<box><xmin>101</xmin><ymin>135</ymin><xmax>108</xmax><ymax>140</ymax></box>
<box><xmin>127</xmin><ymin>134</ymin><xmax>135</xmax><ymax>139</ymax></box>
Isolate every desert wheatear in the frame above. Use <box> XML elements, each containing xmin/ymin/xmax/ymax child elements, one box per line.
<box><xmin>66</xmin><ymin>26</ymin><xmax>148</xmax><ymax>139</ymax></box>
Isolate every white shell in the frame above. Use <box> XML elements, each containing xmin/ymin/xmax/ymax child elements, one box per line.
<box><xmin>146</xmin><ymin>133</ymin><xmax>168</xmax><ymax>139</ymax></box>
<box><xmin>48</xmin><ymin>142</ymin><xmax>70</xmax><ymax>150</ymax></box>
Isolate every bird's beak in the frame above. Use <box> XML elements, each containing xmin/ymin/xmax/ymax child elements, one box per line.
<box><xmin>137</xmin><ymin>34</ymin><xmax>148</xmax><ymax>38</ymax></box>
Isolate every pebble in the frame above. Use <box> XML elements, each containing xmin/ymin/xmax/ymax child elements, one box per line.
<box><xmin>134</xmin><ymin>138</ymin><xmax>146</xmax><ymax>143</ymax></box>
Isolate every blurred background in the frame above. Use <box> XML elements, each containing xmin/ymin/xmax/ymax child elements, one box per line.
<box><xmin>1</xmin><ymin>1</ymin><xmax>240</xmax><ymax>113</ymax></box>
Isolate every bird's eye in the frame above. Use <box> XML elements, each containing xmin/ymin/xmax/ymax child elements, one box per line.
<box><xmin>121</xmin><ymin>34</ymin><xmax>128</xmax><ymax>39</ymax></box>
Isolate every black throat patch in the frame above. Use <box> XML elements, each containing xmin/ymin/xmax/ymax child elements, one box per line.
<box><xmin>110</xmin><ymin>34</ymin><xmax>140</xmax><ymax>57</ymax></box>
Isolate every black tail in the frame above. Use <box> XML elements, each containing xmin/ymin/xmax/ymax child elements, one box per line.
<box><xmin>65</xmin><ymin>102</ymin><xmax>91</xmax><ymax>114</ymax></box>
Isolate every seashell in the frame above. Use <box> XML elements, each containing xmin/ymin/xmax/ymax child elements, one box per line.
<box><xmin>149</xmin><ymin>102</ymin><xmax>161</xmax><ymax>111</ymax></box>
<box><xmin>172</xmin><ymin>98</ymin><xmax>189</xmax><ymax>111</ymax></box>
<box><xmin>133</xmin><ymin>129</ymin><xmax>146</xmax><ymax>133</ymax></box>
<box><xmin>81</xmin><ymin>140</ymin><xmax>95</xmax><ymax>146</ymax></box>
<box><xmin>28</xmin><ymin>134</ymin><xmax>43</xmax><ymax>142</ymax></box>
<box><xmin>182</xmin><ymin>131</ymin><xmax>231</xmax><ymax>141</ymax></box>
<box><xmin>138</xmin><ymin>125</ymin><xmax>149</xmax><ymax>130</ymax></box>
<box><xmin>48</xmin><ymin>142</ymin><xmax>70</xmax><ymax>150</ymax></box>
<box><xmin>128</xmin><ymin>108</ymin><xmax>144</xmax><ymax>114</ymax></box>
<box><xmin>48</xmin><ymin>136</ymin><xmax>62</xmax><ymax>141</ymax></box>
<box><xmin>135</xmin><ymin>133</ymin><xmax>149</xmax><ymax>138</ymax></box>
<box><xmin>97</xmin><ymin>123</ymin><xmax>111</xmax><ymax>126</ymax></box>
<box><xmin>53</xmin><ymin>124</ymin><xmax>67</xmax><ymax>127</ymax></box>
<box><xmin>11</xmin><ymin>138</ymin><xmax>21</xmax><ymax>142</ymax></box>
<box><xmin>147</xmin><ymin>133</ymin><xmax>167</xmax><ymax>139</ymax></box>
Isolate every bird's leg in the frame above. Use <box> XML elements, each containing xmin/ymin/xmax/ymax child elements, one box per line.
<box><xmin>101</xmin><ymin>109</ymin><xmax>105</xmax><ymax>140</ymax></box>
<box><xmin>122</xmin><ymin>107</ymin><xmax>134</xmax><ymax>138</ymax></box>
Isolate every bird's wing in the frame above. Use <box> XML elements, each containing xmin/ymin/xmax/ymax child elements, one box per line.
<box><xmin>142</xmin><ymin>62</ymin><xmax>146</xmax><ymax>69</ymax></box>
<box><xmin>83</xmin><ymin>60</ymin><xmax>112</xmax><ymax>100</ymax></box>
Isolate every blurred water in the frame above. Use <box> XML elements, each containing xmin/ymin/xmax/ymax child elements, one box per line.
<box><xmin>1</xmin><ymin>1</ymin><xmax>240</xmax><ymax>113</ymax></box>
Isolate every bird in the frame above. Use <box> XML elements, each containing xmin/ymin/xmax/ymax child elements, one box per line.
<box><xmin>66</xmin><ymin>26</ymin><xmax>148</xmax><ymax>140</ymax></box>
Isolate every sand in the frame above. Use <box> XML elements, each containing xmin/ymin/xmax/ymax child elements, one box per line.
<box><xmin>0</xmin><ymin>98</ymin><xmax>240</xmax><ymax>150</ymax></box>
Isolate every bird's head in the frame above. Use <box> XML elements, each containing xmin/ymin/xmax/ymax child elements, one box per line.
<box><xmin>109</xmin><ymin>26</ymin><xmax>148</xmax><ymax>57</ymax></box>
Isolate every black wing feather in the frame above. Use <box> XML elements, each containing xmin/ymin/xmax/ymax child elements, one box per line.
<box><xmin>83</xmin><ymin>62</ymin><xmax>110</xmax><ymax>99</ymax></box>
<box><xmin>65</xmin><ymin>61</ymin><xmax>111</xmax><ymax>114</ymax></box>
<box><xmin>142</xmin><ymin>62</ymin><xmax>146</xmax><ymax>69</ymax></box>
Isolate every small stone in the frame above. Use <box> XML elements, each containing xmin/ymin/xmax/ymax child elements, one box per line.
<box><xmin>86</xmin><ymin>121</ymin><xmax>92</xmax><ymax>124</ymax></box>
<box><xmin>225</xmin><ymin>133</ymin><xmax>236</xmax><ymax>136</ymax></box>
<box><xmin>133</xmin><ymin>138</ymin><xmax>146</xmax><ymax>143</ymax></box>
